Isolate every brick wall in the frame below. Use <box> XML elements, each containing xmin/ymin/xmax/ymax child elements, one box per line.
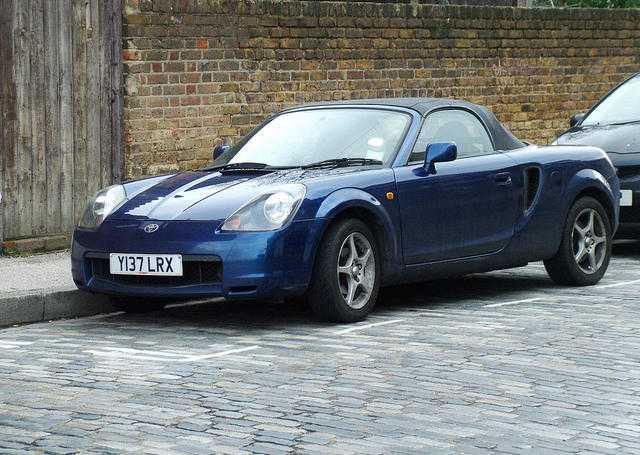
<box><xmin>122</xmin><ymin>0</ymin><xmax>640</xmax><ymax>178</ymax></box>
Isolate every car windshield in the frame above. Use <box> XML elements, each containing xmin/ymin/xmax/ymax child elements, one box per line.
<box><xmin>221</xmin><ymin>108</ymin><xmax>411</xmax><ymax>167</ymax></box>
<box><xmin>582</xmin><ymin>75</ymin><xmax>640</xmax><ymax>127</ymax></box>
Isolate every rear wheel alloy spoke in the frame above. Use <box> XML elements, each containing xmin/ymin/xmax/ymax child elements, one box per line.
<box><xmin>337</xmin><ymin>232</ymin><xmax>375</xmax><ymax>310</ymax></box>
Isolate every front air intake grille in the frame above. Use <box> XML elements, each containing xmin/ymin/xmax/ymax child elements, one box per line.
<box><xmin>621</xmin><ymin>206</ymin><xmax>640</xmax><ymax>223</ymax></box>
<box><xmin>617</xmin><ymin>166</ymin><xmax>640</xmax><ymax>183</ymax></box>
<box><xmin>88</xmin><ymin>255</ymin><xmax>222</xmax><ymax>287</ymax></box>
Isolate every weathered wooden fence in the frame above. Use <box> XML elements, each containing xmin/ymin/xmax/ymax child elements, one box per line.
<box><xmin>0</xmin><ymin>0</ymin><xmax>123</xmax><ymax>246</ymax></box>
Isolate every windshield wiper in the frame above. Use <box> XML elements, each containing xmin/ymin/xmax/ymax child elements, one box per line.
<box><xmin>302</xmin><ymin>158</ymin><xmax>383</xmax><ymax>169</ymax></box>
<box><xmin>210</xmin><ymin>162</ymin><xmax>269</xmax><ymax>171</ymax></box>
<box><xmin>608</xmin><ymin>119</ymin><xmax>640</xmax><ymax>127</ymax></box>
<box><xmin>588</xmin><ymin>119</ymin><xmax>640</xmax><ymax>127</ymax></box>
<box><xmin>207</xmin><ymin>162</ymin><xmax>294</xmax><ymax>172</ymax></box>
<box><xmin>205</xmin><ymin>158</ymin><xmax>383</xmax><ymax>172</ymax></box>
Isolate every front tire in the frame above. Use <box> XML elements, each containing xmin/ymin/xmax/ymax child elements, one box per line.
<box><xmin>544</xmin><ymin>196</ymin><xmax>612</xmax><ymax>286</ymax></box>
<box><xmin>307</xmin><ymin>218</ymin><xmax>380</xmax><ymax>322</ymax></box>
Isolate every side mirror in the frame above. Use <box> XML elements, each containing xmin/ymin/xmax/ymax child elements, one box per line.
<box><xmin>569</xmin><ymin>113</ymin><xmax>586</xmax><ymax>128</ymax></box>
<box><xmin>212</xmin><ymin>144</ymin><xmax>231</xmax><ymax>161</ymax></box>
<box><xmin>424</xmin><ymin>142</ymin><xmax>457</xmax><ymax>175</ymax></box>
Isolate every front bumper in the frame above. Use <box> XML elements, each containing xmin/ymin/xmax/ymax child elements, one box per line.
<box><xmin>619</xmin><ymin>178</ymin><xmax>640</xmax><ymax>227</ymax></box>
<box><xmin>618</xmin><ymin>192</ymin><xmax>640</xmax><ymax>237</ymax></box>
<box><xmin>71</xmin><ymin>218</ymin><xmax>325</xmax><ymax>300</ymax></box>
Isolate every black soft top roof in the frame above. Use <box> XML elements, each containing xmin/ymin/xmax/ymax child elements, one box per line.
<box><xmin>291</xmin><ymin>97</ymin><xmax>526</xmax><ymax>151</ymax></box>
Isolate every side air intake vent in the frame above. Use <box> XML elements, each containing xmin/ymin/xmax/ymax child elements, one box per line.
<box><xmin>524</xmin><ymin>167</ymin><xmax>541</xmax><ymax>212</ymax></box>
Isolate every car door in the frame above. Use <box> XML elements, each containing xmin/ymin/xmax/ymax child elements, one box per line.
<box><xmin>394</xmin><ymin>108</ymin><xmax>521</xmax><ymax>264</ymax></box>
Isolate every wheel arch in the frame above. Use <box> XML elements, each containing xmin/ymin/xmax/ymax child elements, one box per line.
<box><xmin>313</xmin><ymin>189</ymin><xmax>402</xmax><ymax>284</ymax></box>
<box><xmin>565</xmin><ymin>168</ymin><xmax>618</xmax><ymax>233</ymax></box>
<box><xmin>574</xmin><ymin>187</ymin><xmax>615</xmax><ymax>230</ymax></box>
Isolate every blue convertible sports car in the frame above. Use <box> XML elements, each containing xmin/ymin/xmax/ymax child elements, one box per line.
<box><xmin>72</xmin><ymin>98</ymin><xmax>620</xmax><ymax>322</ymax></box>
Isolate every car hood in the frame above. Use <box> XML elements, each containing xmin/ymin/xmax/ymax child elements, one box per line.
<box><xmin>555</xmin><ymin>123</ymin><xmax>640</xmax><ymax>167</ymax></box>
<box><xmin>111</xmin><ymin>167</ymin><xmax>372</xmax><ymax>222</ymax></box>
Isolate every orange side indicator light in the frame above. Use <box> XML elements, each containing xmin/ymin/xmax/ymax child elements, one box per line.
<box><xmin>386</xmin><ymin>192</ymin><xmax>394</xmax><ymax>201</ymax></box>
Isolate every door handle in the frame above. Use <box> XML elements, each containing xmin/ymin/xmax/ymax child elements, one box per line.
<box><xmin>494</xmin><ymin>172</ymin><xmax>512</xmax><ymax>186</ymax></box>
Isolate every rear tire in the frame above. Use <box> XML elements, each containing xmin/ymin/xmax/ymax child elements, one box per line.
<box><xmin>544</xmin><ymin>196</ymin><xmax>612</xmax><ymax>286</ymax></box>
<box><xmin>108</xmin><ymin>296</ymin><xmax>168</xmax><ymax>313</ymax></box>
<box><xmin>307</xmin><ymin>218</ymin><xmax>380</xmax><ymax>322</ymax></box>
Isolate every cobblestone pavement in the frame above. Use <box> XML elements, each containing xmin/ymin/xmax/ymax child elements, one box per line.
<box><xmin>1</xmin><ymin>243</ymin><xmax>640</xmax><ymax>454</ymax></box>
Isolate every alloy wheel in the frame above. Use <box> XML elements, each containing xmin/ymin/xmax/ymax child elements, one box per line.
<box><xmin>337</xmin><ymin>232</ymin><xmax>376</xmax><ymax>309</ymax></box>
<box><xmin>572</xmin><ymin>208</ymin><xmax>607</xmax><ymax>275</ymax></box>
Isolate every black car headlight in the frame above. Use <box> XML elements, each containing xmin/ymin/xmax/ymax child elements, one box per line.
<box><xmin>220</xmin><ymin>184</ymin><xmax>306</xmax><ymax>232</ymax></box>
<box><xmin>78</xmin><ymin>185</ymin><xmax>127</xmax><ymax>229</ymax></box>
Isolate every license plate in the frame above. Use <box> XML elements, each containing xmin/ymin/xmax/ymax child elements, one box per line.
<box><xmin>621</xmin><ymin>190</ymin><xmax>633</xmax><ymax>207</ymax></box>
<box><xmin>109</xmin><ymin>253</ymin><xmax>183</xmax><ymax>276</ymax></box>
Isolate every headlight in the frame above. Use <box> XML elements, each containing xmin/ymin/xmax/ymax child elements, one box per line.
<box><xmin>220</xmin><ymin>184</ymin><xmax>306</xmax><ymax>232</ymax></box>
<box><xmin>78</xmin><ymin>185</ymin><xmax>127</xmax><ymax>229</ymax></box>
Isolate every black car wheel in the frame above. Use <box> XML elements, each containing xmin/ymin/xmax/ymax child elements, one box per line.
<box><xmin>108</xmin><ymin>296</ymin><xmax>168</xmax><ymax>313</ymax></box>
<box><xmin>307</xmin><ymin>218</ymin><xmax>380</xmax><ymax>322</ymax></box>
<box><xmin>544</xmin><ymin>196</ymin><xmax>612</xmax><ymax>286</ymax></box>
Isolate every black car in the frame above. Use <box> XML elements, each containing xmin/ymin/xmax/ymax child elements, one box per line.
<box><xmin>555</xmin><ymin>73</ymin><xmax>640</xmax><ymax>236</ymax></box>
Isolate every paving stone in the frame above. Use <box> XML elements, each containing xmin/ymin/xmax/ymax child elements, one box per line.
<box><xmin>2</xmin><ymin>253</ymin><xmax>640</xmax><ymax>453</ymax></box>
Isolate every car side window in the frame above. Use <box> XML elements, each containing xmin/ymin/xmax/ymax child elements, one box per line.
<box><xmin>409</xmin><ymin>109</ymin><xmax>495</xmax><ymax>163</ymax></box>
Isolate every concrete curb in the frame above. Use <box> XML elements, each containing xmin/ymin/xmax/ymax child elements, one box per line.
<box><xmin>0</xmin><ymin>288</ymin><xmax>117</xmax><ymax>327</ymax></box>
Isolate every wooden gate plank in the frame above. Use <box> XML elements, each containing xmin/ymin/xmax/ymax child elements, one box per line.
<box><xmin>72</xmin><ymin>0</ymin><xmax>88</xmax><ymax>224</ymax></box>
<box><xmin>3</xmin><ymin>2</ymin><xmax>19</xmax><ymax>240</ymax></box>
<box><xmin>30</xmin><ymin>0</ymin><xmax>47</xmax><ymax>236</ymax></box>
<box><xmin>86</xmin><ymin>0</ymin><xmax>102</xmax><ymax>202</ymax></box>
<box><xmin>0</xmin><ymin>0</ymin><xmax>17</xmax><ymax>245</ymax></box>
<box><xmin>14</xmin><ymin>0</ymin><xmax>33</xmax><ymax>239</ymax></box>
<box><xmin>100</xmin><ymin>0</ymin><xmax>113</xmax><ymax>189</ymax></box>
<box><xmin>110</xmin><ymin>0</ymin><xmax>124</xmax><ymax>183</ymax></box>
<box><xmin>44</xmin><ymin>0</ymin><xmax>62</xmax><ymax>234</ymax></box>
<box><xmin>59</xmin><ymin>0</ymin><xmax>75</xmax><ymax>233</ymax></box>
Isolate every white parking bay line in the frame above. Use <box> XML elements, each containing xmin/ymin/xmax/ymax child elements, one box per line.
<box><xmin>334</xmin><ymin>319</ymin><xmax>405</xmax><ymax>335</ymax></box>
<box><xmin>83</xmin><ymin>345</ymin><xmax>260</xmax><ymax>362</ymax></box>
<box><xmin>83</xmin><ymin>350</ymin><xmax>185</xmax><ymax>362</ymax></box>
<box><xmin>97</xmin><ymin>347</ymin><xmax>187</xmax><ymax>358</ymax></box>
<box><xmin>183</xmin><ymin>345</ymin><xmax>260</xmax><ymax>361</ymax></box>
<box><xmin>595</xmin><ymin>279</ymin><xmax>640</xmax><ymax>289</ymax></box>
<box><xmin>484</xmin><ymin>298</ymin><xmax>544</xmax><ymax>308</ymax></box>
<box><xmin>555</xmin><ymin>302</ymin><xmax>593</xmax><ymax>308</ymax></box>
<box><xmin>165</xmin><ymin>297</ymin><xmax>224</xmax><ymax>309</ymax></box>
<box><xmin>0</xmin><ymin>341</ymin><xmax>34</xmax><ymax>349</ymax></box>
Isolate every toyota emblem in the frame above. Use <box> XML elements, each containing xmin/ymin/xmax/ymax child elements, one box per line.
<box><xmin>144</xmin><ymin>223</ymin><xmax>159</xmax><ymax>233</ymax></box>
